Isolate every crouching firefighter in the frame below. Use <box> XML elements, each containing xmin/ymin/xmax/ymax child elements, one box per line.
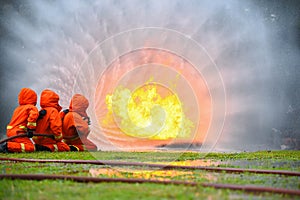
<box><xmin>61</xmin><ymin>94</ymin><xmax>97</xmax><ymax>151</ymax></box>
<box><xmin>33</xmin><ymin>89</ymin><xmax>70</xmax><ymax>152</ymax></box>
<box><xmin>0</xmin><ymin>88</ymin><xmax>48</xmax><ymax>153</ymax></box>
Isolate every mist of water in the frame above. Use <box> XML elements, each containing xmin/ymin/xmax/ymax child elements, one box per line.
<box><xmin>1</xmin><ymin>0</ymin><xmax>299</xmax><ymax>151</ymax></box>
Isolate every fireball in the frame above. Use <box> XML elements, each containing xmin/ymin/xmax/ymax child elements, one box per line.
<box><xmin>95</xmin><ymin>48</ymin><xmax>212</xmax><ymax>148</ymax></box>
<box><xmin>103</xmin><ymin>82</ymin><xmax>194</xmax><ymax>140</ymax></box>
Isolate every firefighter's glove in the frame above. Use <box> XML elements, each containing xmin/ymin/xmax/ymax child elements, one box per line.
<box><xmin>27</xmin><ymin>129</ymin><xmax>34</xmax><ymax>138</ymax></box>
<box><xmin>38</xmin><ymin>109</ymin><xmax>47</xmax><ymax>120</ymax></box>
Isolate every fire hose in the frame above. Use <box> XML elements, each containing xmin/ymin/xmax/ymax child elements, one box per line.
<box><xmin>0</xmin><ymin>133</ymin><xmax>78</xmax><ymax>144</ymax></box>
<box><xmin>0</xmin><ymin>174</ymin><xmax>299</xmax><ymax>196</ymax></box>
<box><xmin>1</xmin><ymin>157</ymin><xmax>299</xmax><ymax>177</ymax></box>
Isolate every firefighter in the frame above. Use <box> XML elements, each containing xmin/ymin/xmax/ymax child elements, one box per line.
<box><xmin>0</xmin><ymin>88</ymin><xmax>47</xmax><ymax>153</ymax></box>
<box><xmin>33</xmin><ymin>89</ymin><xmax>70</xmax><ymax>152</ymax></box>
<box><xmin>61</xmin><ymin>94</ymin><xmax>97</xmax><ymax>151</ymax></box>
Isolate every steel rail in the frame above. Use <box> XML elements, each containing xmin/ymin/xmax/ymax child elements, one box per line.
<box><xmin>0</xmin><ymin>174</ymin><xmax>299</xmax><ymax>196</ymax></box>
<box><xmin>1</xmin><ymin>157</ymin><xmax>299</xmax><ymax>177</ymax></box>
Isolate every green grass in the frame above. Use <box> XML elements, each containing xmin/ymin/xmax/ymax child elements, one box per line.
<box><xmin>0</xmin><ymin>180</ymin><xmax>235</xmax><ymax>200</ymax></box>
<box><xmin>1</xmin><ymin>150</ymin><xmax>299</xmax><ymax>161</ymax></box>
<box><xmin>203</xmin><ymin>150</ymin><xmax>300</xmax><ymax>161</ymax></box>
<box><xmin>0</xmin><ymin>150</ymin><xmax>299</xmax><ymax>199</ymax></box>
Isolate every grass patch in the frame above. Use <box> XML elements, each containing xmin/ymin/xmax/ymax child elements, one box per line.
<box><xmin>204</xmin><ymin>150</ymin><xmax>300</xmax><ymax>161</ymax></box>
<box><xmin>1</xmin><ymin>150</ymin><xmax>299</xmax><ymax>162</ymax></box>
<box><xmin>0</xmin><ymin>180</ymin><xmax>232</xmax><ymax>200</ymax></box>
<box><xmin>0</xmin><ymin>150</ymin><xmax>299</xmax><ymax>199</ymax></box>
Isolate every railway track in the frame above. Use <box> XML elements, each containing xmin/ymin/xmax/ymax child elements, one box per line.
<box><xmin>1</xmin><ymin>157</ymin><xmax>299</xmax><ymax>196</ymax></box>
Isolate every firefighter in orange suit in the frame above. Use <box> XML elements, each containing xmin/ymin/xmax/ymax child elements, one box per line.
<box><xmin>61</xmin><ymin>94</ymin><xmax>97</xmax><ymax>151</ymax></box>
<box><xmin>33</xmin><ymin>89</ymin><xmax>70</xmax><ymax>152</ymax></box>
<box><xmin>0</xmin><ymin>88</ymin><xmax>39</xmax><ymax>153</ymax></box>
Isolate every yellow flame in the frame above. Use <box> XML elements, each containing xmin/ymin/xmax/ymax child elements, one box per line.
<box><xmin>89</xmin><ymin>168</ymin><xmax>194</xmax><ymax>180</ymax></box>
<box><xmin>103</xmin><ymin>83</ymin><xmax>194</xmax><ymax>140</ymax></box>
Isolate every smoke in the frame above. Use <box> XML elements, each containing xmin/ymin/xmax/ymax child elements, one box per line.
<box><xmin>0</xmin><ymin>0</ymin><xmax>299</xmax><ymax>151</ymax></box>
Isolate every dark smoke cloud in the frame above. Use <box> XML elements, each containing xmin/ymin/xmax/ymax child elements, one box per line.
<box><xmin>0</xmin><ymin>0</ymin><xmax>299</xmax><ymax>151</ymax></box>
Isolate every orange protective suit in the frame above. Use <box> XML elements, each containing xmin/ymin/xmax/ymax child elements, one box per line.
<box><xmin>34</xmin><ymin>89</ymin><xmax>70</xmax><ymax>152</ymax></box>
<box><xmin>62</xmin><ymin>94</ymin><xmax>97</xmax><ymax>151</ymax></box>
<box><xmin>6</xmin><ymin>88</ymin><xmax>38</xmax><ymax>152</ymax></box>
